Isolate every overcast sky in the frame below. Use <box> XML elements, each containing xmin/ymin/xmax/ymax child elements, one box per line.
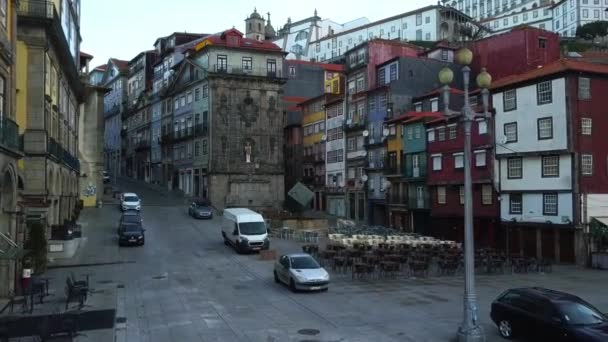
<box><xmin>81</xmin><ymin>0</ymin><xmax>437</xmax><ymax>67</ymax></box>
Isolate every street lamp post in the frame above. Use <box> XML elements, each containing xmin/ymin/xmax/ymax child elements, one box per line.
<box><xmin>438</xmin><ymin>48</ymin><xmax>492</xmax><ymax>342</ymax></box>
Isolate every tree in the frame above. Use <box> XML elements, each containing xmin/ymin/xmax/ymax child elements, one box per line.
<box><xmin>576</xmin><ymin>21</ymin><xmax>608</xmax><ymax>40</ymax></box>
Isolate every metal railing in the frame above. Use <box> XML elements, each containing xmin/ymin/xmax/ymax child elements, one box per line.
<box><xmin>17</xmin><ymin>0</ymin><xmax>55</xmax><ymax>19</ymax></box>
<box><xmin>210</xmin><ymin>64</ymin><xmax>283</xmax><ymax>78</ymax></box>
<box><xmin>343</xmin><ymin>118</ymin><xmax>367</xmax><ymax>131</ymax></box>
<box><xmin>48</xmin><ymin>138</ymin><xmax>80</xmax><ymax>172</ymax></box>
<box><xmin>0</xmin><ymin>117</ymin><xmax>20</xmax><ymax>150</ymax></box>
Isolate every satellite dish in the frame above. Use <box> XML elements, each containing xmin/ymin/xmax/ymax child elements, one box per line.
<box><xmin>362</xmin><ymin>130</ymin><xmax>369</xmax><ymax>137</ymax></box>
<box><xmin>383</xmin><ymin>128</ymin><xmax>390</xmax><ymax>137</ymax></box>
<box><xmin>361</xmin><ymin>174</ymin><xmax>368</xmax><ymax>182</ymax></box>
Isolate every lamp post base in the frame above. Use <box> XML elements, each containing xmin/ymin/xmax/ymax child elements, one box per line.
<box><xmin>457</xmin><ymin>325</ymin><xmax>485</xmax><ymax>342</ymax></box>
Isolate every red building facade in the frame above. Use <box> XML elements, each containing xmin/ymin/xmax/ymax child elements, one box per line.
<box><xmin>425</xmin><ymin>110</ymin><xmax>499</xmax><ymax>248</ymax></box>
<box><xmin>469</xmin><ymin>27</ymin><xmax>560</xmax><ymax>81</ymax></box>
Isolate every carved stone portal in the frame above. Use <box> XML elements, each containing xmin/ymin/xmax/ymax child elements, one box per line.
<box><xmin>237</xmin><ymin>92</ymin><xmax>259</xmax><ymax>127</ymax></box>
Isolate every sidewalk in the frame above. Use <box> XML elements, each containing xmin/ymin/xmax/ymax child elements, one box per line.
<box><xmin>1</xmin><ymin>208</ymin><xmax>120</xmax><ymax>341</ymax></box>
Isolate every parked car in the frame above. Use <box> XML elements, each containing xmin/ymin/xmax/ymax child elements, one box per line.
<box><xmin>102</xmin><ymin>171</ymin><xmax>111</xmax><ymax>184</ymax></box>
<box><xmin>274</xmin><ymin>253</ymin><xmax>329</xmax><ymax>292</ymax></box>
<box><xmin>221</xmin><ymin>208</ymin><xmax>269</xmax><ymax>253</ymax></box>
<box><xmin>188</xmin><ymin>200</ymin><xmax>213</xmax><ymax>219</ymax></box>
<box><xmin>118</xmin><ymin>211</ymin><xmax>143</xmax><ymax>234</ymax></box>
<box><xmin>117</xmin><ymin>222</ymin><xmax>145</xmax><ymax>246</ymax></box>
<box><xmin>120</xmin><ymin>193</ymin><xmax>141</xmax><ymax>212</ymax></box>
<box><xmin>490</xmin><ymin>287</ymin><xmax>608</xmax><ymax>341</ymax></box>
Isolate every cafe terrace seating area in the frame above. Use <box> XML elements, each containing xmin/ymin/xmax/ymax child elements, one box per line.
<box><xmin>284</xmin><ymin>223</ymin><xmax>554</xmax><ymax>281</ymax></box>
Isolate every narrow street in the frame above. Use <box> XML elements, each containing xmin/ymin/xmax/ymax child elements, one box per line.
<box><xmin>48</xmin><ymin>180</ymin><xmax>608</xmax><ymax>342</ymax></box>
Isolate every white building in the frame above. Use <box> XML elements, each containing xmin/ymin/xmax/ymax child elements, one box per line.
<box><xmin>271</xmin><ymin>11</ymin><xmax>369</xmax><ymax>60</ymax></box>
<box><xmin>494</xmin><ymin>77</ymin><xmax>573</xmax><ymax>225</ymax></box>
<box><xmin>308</xmin><ymin>5</ymin><xmax>478</xmax><ymax>62</ymax></box>
<box><xmin>443</xmin><ymin>0</ymin><xmax>608</xmax><ymax>38</ymax></box>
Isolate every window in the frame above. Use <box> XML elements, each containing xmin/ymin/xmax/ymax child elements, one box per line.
<box><xmin>217</xmin><ymin>55</ymin><xmax>228</xmax><ymax>70</ymax></box>
<box><xmin>448</xmin><ymin>125</ymin><xmax>457</xmax><ymax>140</ymax></box>
<box><xmin>202</xmin><ymin>140</ymin><xmax>208</xmax><ymax>154</ymax></box>
<box><xmin>203</xmin><ymin>85</ymin><xmax>208</xmax><ymax>98</ymax></box>
<box><xmin>509</xmin><ymin>194</ymin><xmax>522</xmax><ymax>214</ymax></box>
<box><xmin>504</xmin><ymin>18</ymin><xmax>508</xmax><ymax>26</ymax></box>
<box><xmin>407</xmin><ymin>127</ymin><xmax>413</xmax><ymax>140</ymax></box>
<box><xmin>578</xmin><ymin>77</ymin><xmax>591</xmax><ymax>99</ymax></box>
<box><xmin>507</xmin><ymin>157</ymin><xmax>523</xmax><ymax>179</ymax></box>
<box><xmin>542</xmin><ymin>155</ymin><xmax>560</xmax><ymax>177</ymax></box>
<box><xmin>459</xmin><ymin>186</ymin><xmax>464</xmax><ymax>205</ymax></box>
<box><xmin>0</xmin><ymin>0</ymin><xmax>6</xmax><ymax>27</ymax></box>
<box><xmin>537</xmin><ymin>81</ymin><xmax>553</xmax><ymax>104</ymax></box>
<box><xmin>194</xmin><ymin>141</ymin><xmax>200</xmax><ymax>156</ymax></box>
<box><xmin>503</xmin><ymin>89</ymin><xmax>517</xmax><ymax>111</ymax></box>
<box><xmin>582</xmin><ymin>154</ymin><xmax>593</xmax><ymax>175</ymax></box>
<box><xmin>504</xmin><ymin>122</ymin><xmax>518</xmax><ymax>143</ymax></box>
<box><xmin>414</xmin><ymin>102</ymin><xmax>422</xmax><ymax>112</ymax></box>
<box><xmin>478</xmin><ymin>120</ymin><xmax>487</xmax><ymax>135</ymax></box>
<box><xmin>432</xmin><ymin>155</ymin><xmax>442</xmax><ymax>171</ymax></box>
<box><xmin>441</xmin><ymin>49</ymin><xmax>449</xmax><ymax>61</ymax></box>
<box><xmin>437</xmin><ymin>127</ymin><xmax>446</xmax><ymax>141</ymax></box>
<box><xmin>414</xmin><ymin>126</ymin><xmax>421</xmax><ymax>139</ymax></box>
<box><xmin>537</xmin><ymin>117</ymin><xmax>553</xmax><ymax>140</ymax></box>
<box><xmin>389</xmin><ymin>64</ymin><xmax>398</xmax><ymax>82</ymax></box>
<box><xmin>594</xmin><ymin>9</ymin><xmax>600</xmax><ymax>18</ymax></box>
<box><xmin>543</xmin><ymin>193</ymin><xmax>558</xmax><ymax>216</ymax></box>
<box><xmin>377</xmin><ymin>67</ymin><xmax>386</xmax><ymax>85</ymax></box>
<box><xmin>480</xmin><ymin>185</ymin><xmax>492</xmax><ymax>205</ymax></box>
<box><xmin>174</xmin><ymin>98</ymin><xmax>179</xmax><ymax>110</ymax></box>
<box><xmin>431</xmin><ymin>98</ymin><xmax>439</xmax><ymax>112</ymax></box>
<box><xmin>538</xmin><ymin>38</ymin><xmax>547</xmax><ymax>48</ymax></box>
<box><xmin>195</xmin><ymin>88</ymin><xmax>201</xmax><ymax>101</ymax></box>
<box><xmin>242</xmin><ymin>57</ymin><xmax>252</xmax><ymax>71</ymax></box>
<box><xmin>425</xmin><ymin>16</ymin><xmax>430</xmax><ymax>24</ymax></box>
<box><xmin>267</xmin><ymin>59</ymin><xmax>277</xmax><ymax>75</ymax></box>
<box><xmin>289</xmin><ymin>66</ymin><xmax>296</xmax><ymax>76</ymax></box>
<box><xmin>427</xmin><ymin>129</ymin><xmax>435</xmax><ymax>142</ymax></box>
<box><xmin>416</xmin><ymin>13</ymin><xmax>422</xmax><ymax>25</ymax></box>
<box><xmin>437</xmin><ymin>187</ymin><xmax>446</xmax><ymax>204</ymax></box>
<box><xmin>453</xmin><ymin>153</ymin><xmax>464</xmax><ymax>169</ymax></box>
<box><xmin>425</xmin><ymin>33</ymin><xmax>431</xmax><ymax>41</ymax></box>
<box><xmin>475</xmin><ymin>150</ymin><xmax>486</xmax><ymax>167</ymax></box>
<box><xmin>187</xmin><ymin>91</ymin><xmax>193</xmax><ymax>104</ymax></box>
<box><xmin>581</xmin><ymin>118</ymin><xmax>592</xmax><ymax>135</ymax></box>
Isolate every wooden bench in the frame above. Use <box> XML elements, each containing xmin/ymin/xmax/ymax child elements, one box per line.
<box><xmin>65</xmin><ymin>278</ymin><xmax>88</xmax><ymax>310</ymax></box>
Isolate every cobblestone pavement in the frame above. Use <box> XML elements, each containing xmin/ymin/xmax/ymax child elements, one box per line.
<box><xmin>59</xmin><ymin>179</ymin><xmax>608</xmax><ymax>342</ymax></box>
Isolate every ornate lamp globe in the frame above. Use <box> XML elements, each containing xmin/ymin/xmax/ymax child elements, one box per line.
<box><xmin>455</xmin><ymin>47</ymin><xmax>473</xmax><ymax>66</ymax></box>
<box><xmin>476</xmin><ymin>67</ymin><xmax>492</xmax><ymax>89</ymax></box>
<box><xmin>438</xmin><ymin>67</ymin><xmax>454</xmax><ymax>85</ymax></box>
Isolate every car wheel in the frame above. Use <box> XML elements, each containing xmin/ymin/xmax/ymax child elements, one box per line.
<box><xmin>273</xmin><ymin>271</ymin><xmax>280</xmax><ymax>284</ymax></box>
<box><xmin>498</xmin><ymin>319</ymin><xmax>514</xmax><ymax>339</ymax></box>
<box><xmin>289</xmin><ymin>279</ymin><xmax>297</xmax><ymax>292</ymax></box>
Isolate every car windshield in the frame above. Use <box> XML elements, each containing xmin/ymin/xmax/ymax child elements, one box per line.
<box><xmin>290</xmin><ymin>256</ymin><xmax>320</xmax><ymax>269</ymax></box>
<box><xmin>124</xmin><ymin>196</ymin><xmax>139</xmax><ymax>202</ymax></box>
<box><xmin>558</xmin><ymin>302</ymin><xmax>606</xmax><ymax>325</ymax></box>
<box><xmin>238</xmin><ymin>222</ymin><xmax>266</xmax><ymax>235</ymax></box>
<box><xmin>195</xmin><ymin>205</ymin><xmax>210</xmax><ymax>210</ymax></box>
<box><xmin>122</xmin><ymin>224</ymin><xmax>142</xmax><ymax>233</ymax></box>
<box><xmin>121</xmin><ymin>215</ymin><xmax>140</xmax><ymax>223</ymax></box>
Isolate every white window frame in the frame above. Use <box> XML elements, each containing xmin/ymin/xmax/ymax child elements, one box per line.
<box><xmin>578</xmin><ymin>77</ymin><xmax>591</xmax><ymax>99</ymax></box>
<box><xmin>507</xmin><ymin>157</ymin><xmax>523</xmax><ymax>178</ymax></box>
<box><xmin>504</xmin><ymin>122</ymin><xmax>517</xmax><ymax>143</ymax></box>
<box><xmin>482</xmin><ymin>185</ymin><xmax>492</xmax><ymax>205</ymax></box>
<box><xmin>503</xmin><ymin>89</ymin><xmax>517</xmax><ymax>111</ymax></box>
<box><xmin>510</xmin><ymin>194</ymin><xmax>522</xmax><ymax>214</ymax></box>
<box><xmin>477</xmin><ymin>119</ymin><xmax>487</xmax><ymax>135</ymax></box>
<box><xmin>542</xmin><ymin>155</ymin><xmax>560</xmax><ymax>177</ymax></box>
<box><xmin>582</xmin><ymin>154</ymin><xmax>593</xmax><ymax>175</ymax></box>
<box><xmin>432</xmin><ymin>154</ymin><xmax>442</xmax><ymax>171</ymax></box>
<box><xmin>538</xmin><ymin>117</ymin><xmax>553</xmax><ymax>140</ymax></box>
<box><xmin>581</xmin><ymin>118</ymin><xmax>592</xmax><ymax>135</ymax></box>
<box><xmin>537</xmin><ymin>80</ymin><xmax>553</xmax><ymax>105</ymax></box>
<box><xmin>459</xmin><ymin>186</ymin><xmax>464</xmax><ymax>205</ymax></box>
<box><xmin>543</xmin><ymin>193</ymin><xmax>558</xmax><ymax>216</ymax></box>
<box><xmin>437</xmin><ymin>186</ymin><xmax>446</xmax><ymax>204</ymax></box>
<box><xmin>453</xmin><ymin>152</ymin><xmax>464</xmax><ymax>169</ymax></box>
<box><xmin>427</xmin><ymin>129</ymin><xmax>435</xmax><ymax>142</ymax></box>
<box><xmin>474</xmin><ymin>150</ymin><xmax>486</xmax><ymax>167</ymax></box>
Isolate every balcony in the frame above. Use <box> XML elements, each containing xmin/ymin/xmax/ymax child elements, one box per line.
<box><xmin>326</xmin><ymin>186</ymin><xmax>346</xmax><ymax>194</ymax></box>
<box><xmin>209</xmin><ymin>64</ymin><xmax>284</xmax><ymax>79</ymax></box>
<box><xmin>135</xmin><ymin>140</ymin><xmax>151</xmax><ymax>152</ymax></box>
<box><xmin>48</xmin><ymin>138</ymin><xmax>80</xmax><ymax>172</ymax></box>
<box><xmin>347</xmin><ymin>53</ymin><xmax>368</xmax><ymax>71</ymax></box>
<box><xmin>160</xmin><ymin>132</ymin><xmax>173</xmax><ymax>145</ymax></box>
<box><xmin>0</xmin><ymin>117</ymin><xmax>20</xmax><ymax>151</ymax></box>
<box><xmin>365</xmin><ymin>157</ymin><xmax>388</xmax><ymax>171</ymax></box>
<box><xmin>343</xmin><ymin>118</ymin><xmax>367</xmax><ymax>132</ymax></box>
<box><xmin>365</xmin><ymin>136</ymin><xmax>387</xmax><ymax>147</ymax></box>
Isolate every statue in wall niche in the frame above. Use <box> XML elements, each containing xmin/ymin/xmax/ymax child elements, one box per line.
<box><xmin>218</xmin><ymin>94</ymin><xmax>229</xmax><ymax>125</ymax></box>
<box><xmin>237</xmin><ymin>91</ymin><xmax>259</xmax><ymax>127</ymax></box>
<box><xmin>244</xmin><ymin>141</ymin><xmax>252</xmax><ymax>163</ymax></box>
<box><xmin>267</xmin><ymin>96</ymin><xmax>277</xmax><ymax>126</ymax></box>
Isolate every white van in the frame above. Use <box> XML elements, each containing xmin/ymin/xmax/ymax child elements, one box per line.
<box><xmin>221</xmin><ymin>208</ymin><xmax>269</xmax><ymax>253</ymax></box>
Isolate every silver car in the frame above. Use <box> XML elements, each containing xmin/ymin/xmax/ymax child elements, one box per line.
<box><xmin>274</xmin><ymin>253</ymin><xmax>330</xmax><ymax>292</ymax></box>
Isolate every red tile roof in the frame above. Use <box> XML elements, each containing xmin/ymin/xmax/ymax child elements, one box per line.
<box><xmin>416</xmin><ymin>86</ymin><xmax>465</xmax><ymax>99</ymax></box>
<box><xmin>490</xmin><ymin>58</ymin><xmax>608</xmax><ymax>90</ymax></box>
<box><xmin>283</xmin><ymin>96</ymin><xmax>309</xmax><ymax>103</ymax></box>
<box><xmin>93</xmin><ymin>64</ymin><xmax>107</xmax><ymax>71</ymax></box>
<box><xmin>386</xmin><ymin>111</ymin><xmax>442</xmax><ymax>124</ymax></box>
<box><xmin>285</xmin><ymin>59</ymin><xmax>345</xmax><ymax>72</ymax></box>
<box><xmin>80</xmin><ymin>51</ymin><xmax>93</xmax><ymax>59</ymax></box>
<box><xmin>200</xmin><ymin>28</ymin><xmax>282</xmax><ymax>53</ymax></box>
<box><xmin>110</xmin><ymin>58</ymin><xmax>129</xmax><ymax>72</ymax></box>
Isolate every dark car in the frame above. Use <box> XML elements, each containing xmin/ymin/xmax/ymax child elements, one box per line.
<box><xmin>118</xmin><ymin>211</ymin><xmax>143</xmax><ymax>233</ymax></box>
<box><xmin>491</xmin><ymin>287</ymin><xmax>608</xmax><ymax>341</ymax></box>
<box><xmin>188</xmin><ymin>200</ymin><xmax>213</xmax><ymax>219</ymax></box>
<box><xmin>117</xmin><ymin>223</ymin><xmax>145</xmax><ymax>246</ymax></box>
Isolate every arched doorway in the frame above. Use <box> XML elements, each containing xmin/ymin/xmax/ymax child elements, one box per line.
<box><xmin>0</xmin><ymin>168</ymin><xmax>17</xmax><ymax>297</ymax></box>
